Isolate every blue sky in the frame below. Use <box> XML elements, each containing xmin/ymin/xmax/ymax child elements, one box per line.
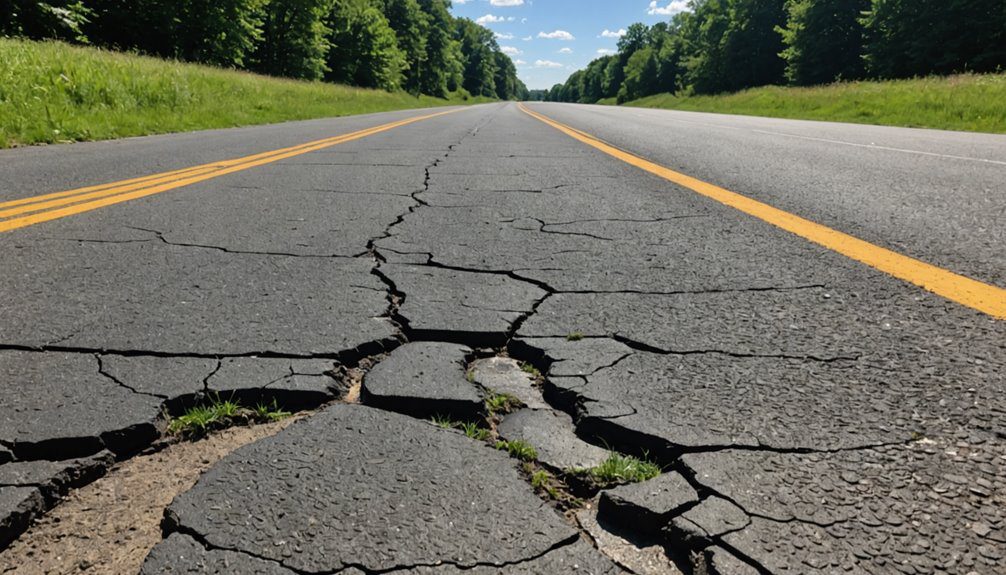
<box><xmin>449</xmin><ymin>0</ymin><xmax>689</xmax><ymax>89</ymax></box>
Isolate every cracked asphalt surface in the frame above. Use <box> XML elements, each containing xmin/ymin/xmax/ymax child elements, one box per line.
<box><xmin>1</xmin><ymin>102</ymin><xmax>1004</xmax><ymax>574</ymax></box>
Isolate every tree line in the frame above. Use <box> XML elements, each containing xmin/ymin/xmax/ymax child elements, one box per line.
<box><xmin>535</xmin><ymin>0</ymin><xmax>1005</xmax><ymax>104</ymax></box>
<box><xmin>0</xmin><ymin>0</ymin><xmax>529</xmax><ymax>99</ymax></box>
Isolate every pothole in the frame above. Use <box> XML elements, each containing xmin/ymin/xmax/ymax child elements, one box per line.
<box><xmin>0</xmin><ymin>416</ymin><xmax>303</xmax><ymax>575</ymax></box>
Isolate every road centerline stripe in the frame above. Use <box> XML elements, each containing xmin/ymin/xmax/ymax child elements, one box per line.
<box><xmin>519</xmin><ymin>103</ymin><xmax>1006</xmax><ymax>320</ymax></box>
<box><xmin>0</xmin><ymin>108</ymin><xmax>461</xmax><ymax>233</ymax></box>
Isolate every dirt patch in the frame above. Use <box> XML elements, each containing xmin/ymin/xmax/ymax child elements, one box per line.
<box><xmin>577</xmin><ymin>508</ymin><xmax>684</xmax><ymax>575</ymax></box>
<box><xmin>0</xmin><ymin>417</ymin><xmax>301</xmax><ymax>575</ymax></box>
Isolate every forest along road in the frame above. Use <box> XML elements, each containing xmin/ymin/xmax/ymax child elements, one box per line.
<box><xmin>1</xmin><ymin>102</ymin><xmax>1004</xmax><ymax>574</ymax></box>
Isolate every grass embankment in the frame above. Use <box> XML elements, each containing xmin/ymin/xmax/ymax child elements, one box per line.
<box><xmin>0</xmin><ymin>38</ymin><xmax>493</xmax><ymax>148</ymax></box>
<box><xmin>616</xmin><ymin>74</ymin><xmax>1006</xmax><ymax>133</ymax></box>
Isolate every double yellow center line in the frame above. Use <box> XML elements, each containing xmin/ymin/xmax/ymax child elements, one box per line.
<box><xmin>519</xmin><ymin>103</ymin><xmax>1006</xmax><ymax>320</ymax></box>
<box><xmin>0</xmin><ymin>109</ymin><xmax>459</xmax><ymax>233</ymax></box>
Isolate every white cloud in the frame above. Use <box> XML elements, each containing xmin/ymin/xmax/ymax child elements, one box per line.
<box><xmin>535</xmin><ymin>60</ymin><xmax>564</xmax><ymax>68</ymax></box>
<box><xmin>597</xmin><ymin>48</ymin><xmax>616</xmax><ymax>55</ymax></box>
<box><xmin>558</xmin><ymin>47</ymin><xmax>573</xmax><ymax>54</ymax></box>
<box><xmin>521</xmin><ymin>35</ymin><xmax>533</xmax><ymax>41</ymax></box>
<box><xmin>476</xmin><ymin>14</ymin><xmax>515</xmax><ymax>25</ymax></box>
<box><xmin>495</xmin><ymin>32</ymin><xmax>515</xmax><ymax>40</ymax></box>
<box><xmin>490</xmin><ymin>0</ymin><xmax>524</xmax><ymax>5</ymax></box>
<box><xmin>500</xmin><ymin>46</ymin><xmax>522</xmax><ymax>56</ymax></box>
<box><xmin>648</xmin><ymin>1</ymin><xmax>689</xmax><ymax>15</ymax></box>
<box><xmin>600</xmin><ymin>28</ymin><xmax>626</xmax><ymax>38</ymax></box>
<box><xmin>514</xmin><ymin>59</ymin><xmax>527</xmax><ymax>66</ymax></box>
<box><xmin>537</xmin><ymin>30</ymin><xmax>575</xmax><ymax>41</ymax></box>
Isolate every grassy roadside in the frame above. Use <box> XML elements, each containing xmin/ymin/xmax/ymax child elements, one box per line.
<box><xmin>0</xmin><ymin>39</ymin><xmax>494</xmax><ymax>148</ymax></box>
<box><xmin>611</xmin><ymin>74</ymin><xmax>1006</xmax><ymax>133</ymax></box>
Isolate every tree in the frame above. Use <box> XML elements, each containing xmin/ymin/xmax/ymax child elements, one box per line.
<box><xmin>493</xmin><ymin>50</ymin><xmax>518</xmax><ymax>99</ymax></box>
<box><xmin>602</xmin><ymin>55</ymin><xmax>624</xmax><ymax>98</ymax></box>
<box><xmin>1</xmin><ymin>0</ymin><xmax>90</xmax><ymax>42</ymax></box>
<box><xmin>325</xmin><ymin>0</ymin><xmax>406</xmax><ymax>90</ymax></box>
<box><xmin>862</xmin><ymin>0</ymin><xmax>1006</xmax><ymax>78</ymax></box>
<box><xmin>721</xmin><ymin>0</ymin><xmax>787</xmax><ymax>91</ymax></box>
<box><xmin>381</xmin><ymin>0</ymin><xmax>428</xmax><ymax>94</ymax></box>
<box><xmin>580</xmin><ymin>56</ymin><xmax>612</xmax><ymax>103</ymax></box>
<box><xmin>172</xmin><ymin>0</ymin><xmax>267</xmax><ymax>67</ymax></box>
<box><xmin>619</xmin><ymin>46</ymin><xmax>658</xmax><ymax>102</ymax></box>
<box><xmin>779</xmin><ymin>0</ymin><xmax>867</xmax><ymax>85</ymax></box>
<box><xmin>417</xmin><ymin>0</ymin><xmax>461</xmax><ymax>97</ymax></box>
<box><xmin>252</xmin><ymin>0</ymin><xmax>331</xmax><ymax>80</ymax></box>
<box><xmin>455</xmin><ymin>17</ymin><xmax>497</xmax><ymax>97</ymax></box>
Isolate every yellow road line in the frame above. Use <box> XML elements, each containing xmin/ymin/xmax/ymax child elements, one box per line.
<box><xmin>0</xmin><ymin>109</ymin><xmax>460</xmax><ymax>233</ymax></box>
<box><xmin>518</xmin><ymin>103</ymin><xmax>1006</xmax><ymax>320</ymax></box>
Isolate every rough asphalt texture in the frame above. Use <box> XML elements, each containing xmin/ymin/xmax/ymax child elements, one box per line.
<box><xmin>0</xmin><ymin>103</ymin><xmax>1004</xmax><ymax>573</ymax></box>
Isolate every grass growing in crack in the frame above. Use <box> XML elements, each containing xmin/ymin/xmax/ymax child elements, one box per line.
<box><xmin>461</xmin><ymin>422</ymin><xmax>491</xmax><ymax>441</ymax></box>
<box><xmin>168</xmin><ymin>394</ymin><xmax>292</xmax><ymax>438</ymax></box>
<box><xmin>571</xmin><ymin>452</ymin><xmax>661</xmax><ymax>486</ymax></box>
<box><xmin>566</xmin><ymin>332</ymin><xmax>585</xmax><ymax>341</ymax></box>
<box><xmin>485</xmin><ymin>392</ymin><xmax>523</xmax><ymax>416</ymax></box>
<box><xmin>466</xmin><ymin>368</ymin><xmax>477</xmax><ymax>383</ymax></box>
<box><xmin>431</xmin><ymin>415</ymin><xmax>460</xmax><ymax>430</ymax></box>
<box><xmin>524</xmin><ymin>463</ymin><xmax>582</xmax><ymax>508</ymax></box>
<box><xmin>430</xmin><ymin>417</ymin><xmax>491</xmax><ymax>441</ymax></box>
<box><xmin>496</xmin><ymin>439</ymin><xmax>538</xmax><ymax>462</ymax></box>
<box><xmin>519</xmin><ymin>362</ymin><xmax>542</xmax><ymax>378</ymax></box>
<box><xmin>254</xmin><ymin>400</ymin><xmax>292</xmax><ymax>422</ymax></box>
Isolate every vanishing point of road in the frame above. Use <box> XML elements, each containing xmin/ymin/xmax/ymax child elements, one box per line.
<box><xmin>1</xmin><ymin>103</ymin><xmax>1004</xmax><ymax>574</ymax></box>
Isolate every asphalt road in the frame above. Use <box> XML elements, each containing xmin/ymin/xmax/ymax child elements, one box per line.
<box><xmin>1</xmin><ymin>102</ymin><xmax>1004</xmax><ymax>574</ymax></box>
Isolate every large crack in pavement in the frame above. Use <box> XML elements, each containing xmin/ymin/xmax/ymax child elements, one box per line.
<box><xmin>4</xmin><ymin>104</ymin><xmax>1005</xmax><ymax>575</ymax></box>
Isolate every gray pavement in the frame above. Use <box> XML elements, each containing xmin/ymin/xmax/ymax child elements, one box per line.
<box><xmin>1</xmin><ymin>103</ymin><xmax>1004</xmax><ymax>574</ymax></box>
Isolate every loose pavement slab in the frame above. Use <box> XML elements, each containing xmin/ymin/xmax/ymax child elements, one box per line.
<box><xmin>361</xmin><ymin>342</ymin><xmax>484</xmax><ymax>420</ymax></box>
<box><xmin>154</xmin><ymin>403</ymin><xmax>617</xmax><ymax>573</ymax></box>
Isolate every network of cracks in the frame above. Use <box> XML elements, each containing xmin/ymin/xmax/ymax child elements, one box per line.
<box><xmin>1</xmin><ymin>109</ymin><xmax>1004</xmax><ymax>574</ymax></box>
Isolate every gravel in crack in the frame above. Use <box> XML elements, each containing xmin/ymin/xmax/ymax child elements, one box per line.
<box><xmin>0</xmin><ymin>418</ymin><xmax>299</xmax><ymax>575</ymax></box>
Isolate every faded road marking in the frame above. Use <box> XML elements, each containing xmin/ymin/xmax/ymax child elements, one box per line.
<box><xmin>0</xmin><ymin>109</ymin><xmax>461</xmax><ymax>233</ymax></box>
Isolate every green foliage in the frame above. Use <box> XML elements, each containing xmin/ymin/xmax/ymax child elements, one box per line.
<box><xmin>519</xmin><ymin>362</ymin><xmax>541</xmax><ymax>379</ymax></box>
<box><xmin>552</xmin><ymin>0</ymin><xmax>1004</xmax><ymax>111</ymax></box>
<box><xmin>381</xmin><ymin>0</ymin><xmax>428</xmax><ymax>94</ymax></box>
<box><xmin>325</xmin><ymin>0</ymin><xmax>406</xmax><ymax>91</ymax></box>
<box><xmin>566</xmin><ymin>332</ymin><xmax>585</xmax><ymax>342</ymax></box>
<box><xmin>0</xmin><ymin>0</ymin><xmax>91</xmax><ymax>42</ymax></box>
<box><xmin>575</xmin><ymin>453</ymin><xmax>661</xmax><ymax>486</ymax></box>
<box><xmin>255</xmin><ymin>399</ymin><xmax>293</xmax><ymax>421</ymax></box>
<box><xmin>618</xmin><ymin>73</ymin><xmax>1006</xmax><ymax>133</ymax></box>
<box><xmin>530</xmin><ymin>469</ymin><xmax>551</xmax><ymax>489</ymax></box>
<box><xmin>430</xmin><ymin>414</ymin><xmax>459</xmax><ymax>429</ymax></box>
<box><xmin>779</xmin><ymin>0</ymin><xmax>867</xmax><ymax>85</ymax></box>
<box><xmin>862</xmin><ymin>0</ymin><xmax>1006</xmax><ymax>78</ymax></box>
<box><xmin>0</xmin><ymin>38</ymin><xmax>487</xmax><ymax>147</ymax></box>
<box><xmin>167</xmin><ymin>393</ymin><xmax>291</xmax><ymax>437</ymax></box>
<box><xmin>619</xmin><ymin>46</ymin><xmax>658</xmax><ymax>103</ymax></box>
<box><xmin>495</xmin><ymin>439</ymin><xmax>538</xmax><ymax>462</ymax></box>
<box><xmin>252</xmin><ymin>0</ymin><xmax>331</xmax><ymax>80</ymax></box>
<box><xmin>460</xmin><ymin>421</ymin><xmax>490</xmax><ymax>441</ymax></box>
<box><xmin>430</xmin><ymin>416</ymin><xmax>490</xmax><ymax>441</ymax></box>
<box><xmin>2</xmin><ymin>0</ymin><xmax>517</xmax><ymax>103</ymax></box>
<box><xmin>455</xmin><ymin>17</ymin><xmax>497</xmax><ymax>97</ymax></box>
<box><xmin>485</xmin><ymin>392</ymin><xmax>522</xmax><ymax>415</ymax></box>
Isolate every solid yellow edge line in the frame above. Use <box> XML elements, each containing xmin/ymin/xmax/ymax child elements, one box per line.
<box><xmin>518</xmin><ymin>103</ymin><xmax>1006</xmax><ymax>320</ymax></box>
<box><xmin>0</xmin><ymin>109</ymin><xmax>460</xmax><ymax>232</ymax></box>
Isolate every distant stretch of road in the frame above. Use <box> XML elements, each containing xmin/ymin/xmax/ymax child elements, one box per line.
<box><xmin>1</xmin><ymin>102</ymin><xmax>1003</xmax><ymax>574</ymax></box>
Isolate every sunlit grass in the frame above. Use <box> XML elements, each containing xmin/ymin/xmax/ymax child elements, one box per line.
<box><xmin>0</xmin><ymin>38</ymin><xmax>493</xmax><ymax>148</ymax></box>
<box><xmin>618</xmin><ymin>74</ymin><xmax>1006</xmax><ymax>133</ymax></box>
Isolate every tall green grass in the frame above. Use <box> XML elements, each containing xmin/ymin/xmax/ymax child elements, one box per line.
<box><xmin>618</xmin><ymin>74</ymin><xmax>1006</xmax><ymax>133</ymax></box>
<box><xmin>0</xmin><ymin>38</ymin><xmax>493</xmax><ymax>148</ymax></box>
